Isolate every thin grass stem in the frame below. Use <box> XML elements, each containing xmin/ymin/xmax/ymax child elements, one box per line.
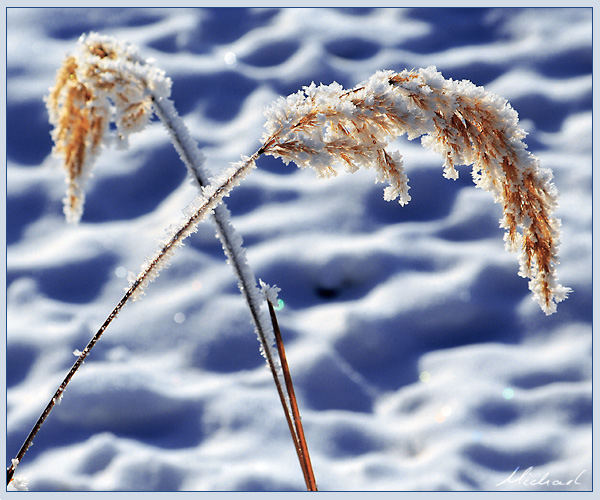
<box><xmin>6</xmin><ymin>153</ymin><xmax>259</xmax><ymax>486</ymax></box>
<box><xmin>267</xmin><ymin>300</ymin><xmax>318</xmax><ymax>492</ymax></box>
<box><xmin>149</xmin><ymin>94</ymin><xmax>277</xmax><ymax>373</ymax></box>
<box><xmin>260</xmin><ymin>312</ymin><xmax>309</xmax><ymax>490</ymax></box>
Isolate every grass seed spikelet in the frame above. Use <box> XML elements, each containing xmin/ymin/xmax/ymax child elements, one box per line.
<box><xmin>46</xmin><ymin>32</ymin><xmax>171</xmax><ymax>223</ymax></box>
<box><xmin>259</xmin><ymin>67</ymin><xmax>570</xmax><ymax>314</ymax></box>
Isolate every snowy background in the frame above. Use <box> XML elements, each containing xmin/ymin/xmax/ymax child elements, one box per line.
<box><xmin>5</xmin><ymin>7</ymin><xmax>593</xmax><ymax>492</ymax></box>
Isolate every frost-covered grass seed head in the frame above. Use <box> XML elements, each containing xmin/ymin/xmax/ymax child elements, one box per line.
<box><xmin>46</xmin><ymin>32</ymin><xmax>171</xmax><ymax>223</ymax></box>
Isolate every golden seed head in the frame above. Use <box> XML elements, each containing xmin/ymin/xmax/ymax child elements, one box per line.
<box><xmin>261</xmin><ymin>67</ymin><xmax>570</xmax><ymax>313</ymax></box>
<box><xmin>46</xmin><ymin>33</ymin><xmax>169</xmax><ymax>223</ymax></box>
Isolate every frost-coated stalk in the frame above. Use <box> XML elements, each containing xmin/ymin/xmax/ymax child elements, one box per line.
<box><xmin>149</xmin><ymin>94</ymin><xmax>278</xmax><ymax>367</ymax></box>
<box><xmin>148</xmin><ymin>94</ymin><xmax>210</xmax><ymax>185</ymax></box>
<box><xmin>25</xmin><ymin>32</ymin><xmax>288</xmax><ymax>486</ymax></box>
<box><xmin>6</xmin><ymin>152</ymin><xmax>259</xmax><ymax>485</ymax></box>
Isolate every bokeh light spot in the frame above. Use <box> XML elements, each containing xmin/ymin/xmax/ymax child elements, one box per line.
<box><xmin>115</xmin><ymin>266</ymin><xmax>127</xmax><ymax>278</ymax></box>
<box><xmin>224</xmin><ymin>51</ymin><xmax>237</xmax><ymax>65</ymax></box>
<box><xmin>502</xmin><ymin>387</ymin><xmax>515</xmax><ymax>400</ymax></box>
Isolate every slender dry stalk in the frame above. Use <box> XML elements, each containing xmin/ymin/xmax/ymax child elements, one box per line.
<box><xmin>267</xmin><ymin>298</ymin><xmax>317</xmax><ymax>491</ymax></box>
<box><xmin>257</xmin><ymin>294</ymin><xmax>311</xmax><ymax>490</ymax></box>
<box><xmin>6</xmin><ymin>152</ymin><xmax>260</xmax><ymax>486</ymax></box>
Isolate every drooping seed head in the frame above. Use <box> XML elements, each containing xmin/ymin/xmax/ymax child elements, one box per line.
<box><xmin>260</xmin><ymin>67</ymin><xmax>570</xmax><ymax>314</ymax></box>
<box><xmin>46</xmin><ymin>32</ymin><xmax>171</xmax><ymax>223</ymax></box>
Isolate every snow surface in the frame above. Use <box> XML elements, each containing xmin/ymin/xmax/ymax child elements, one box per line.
<box><xmin>5</xmin><ymin>6</ymin><xmax>593</xmax><ymax>493</ymax></box>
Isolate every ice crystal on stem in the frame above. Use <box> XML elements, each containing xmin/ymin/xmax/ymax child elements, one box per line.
<box><xmin>260</xmin><ymin>279</ymin><xmax>281</xmax><ymax>305</ymax></box>
<box><xmin>7</xmin><ymin>475</ymin><xmax>28</xmax><ymax>491</ymax></box>
<box><xmin>259</xmin><ymin>67</ymin><xmax>570</xmax><ymax>314</ymax></box>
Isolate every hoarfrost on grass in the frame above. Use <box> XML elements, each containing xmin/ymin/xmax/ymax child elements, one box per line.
<box><xmin>260</xmin><ymin>66</ymin><xmax>570</xmax><ymax>314</ymax></box>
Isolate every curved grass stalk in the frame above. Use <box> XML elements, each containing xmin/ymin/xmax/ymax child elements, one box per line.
<box><xmin>266</xmin><ymin>297</ymin><xmax>317</xmax><ymax>491</ymax></box>
<box><xmin>7</xmin><ymin>151</ymin><xmax>260</xmax><ymax>485</ymax></box>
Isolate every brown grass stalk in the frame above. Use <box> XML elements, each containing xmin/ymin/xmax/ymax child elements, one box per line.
<box><xmin>267</xmin><ymin>299</ymin><xmax>318</xmax><ymax>491</ymax></box>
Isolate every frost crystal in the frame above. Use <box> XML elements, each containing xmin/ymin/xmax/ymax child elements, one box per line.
<box><xmin>259</xmin><ymin>279</ymin><xmax>281</xmax><ymax>305</ymax></box>
<box><xmin>8</xmin><ymin>475</ymin><xmax>29</xmax><ymax>491</ymax></box>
